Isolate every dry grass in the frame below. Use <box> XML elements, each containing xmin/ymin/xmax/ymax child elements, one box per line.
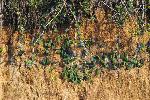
<box><xmin>0</xmin><ymin>62</ymin><xmax>150</xmax><ymax>100</ymax></box>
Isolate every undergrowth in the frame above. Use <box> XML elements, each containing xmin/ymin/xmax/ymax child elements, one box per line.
<box><xmin>1</xmin><ymin>0</ymin><xmax>150</xmax><ymax>83</ymax></box>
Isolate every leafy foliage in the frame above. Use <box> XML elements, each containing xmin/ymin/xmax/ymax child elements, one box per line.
<box><xmin>92</xmin><ymin>51</ymin><xmax>144</xmax><ymax>70</ymax></box>
<box><xmin>60</xmin><ymin>38</ymin><xmax>75</xmax><ymax>64</ymax></box>
<box><xmin>61</xmin><ymin>65</ymin><xmax>81</xmax><ymax>84</ymax></box>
